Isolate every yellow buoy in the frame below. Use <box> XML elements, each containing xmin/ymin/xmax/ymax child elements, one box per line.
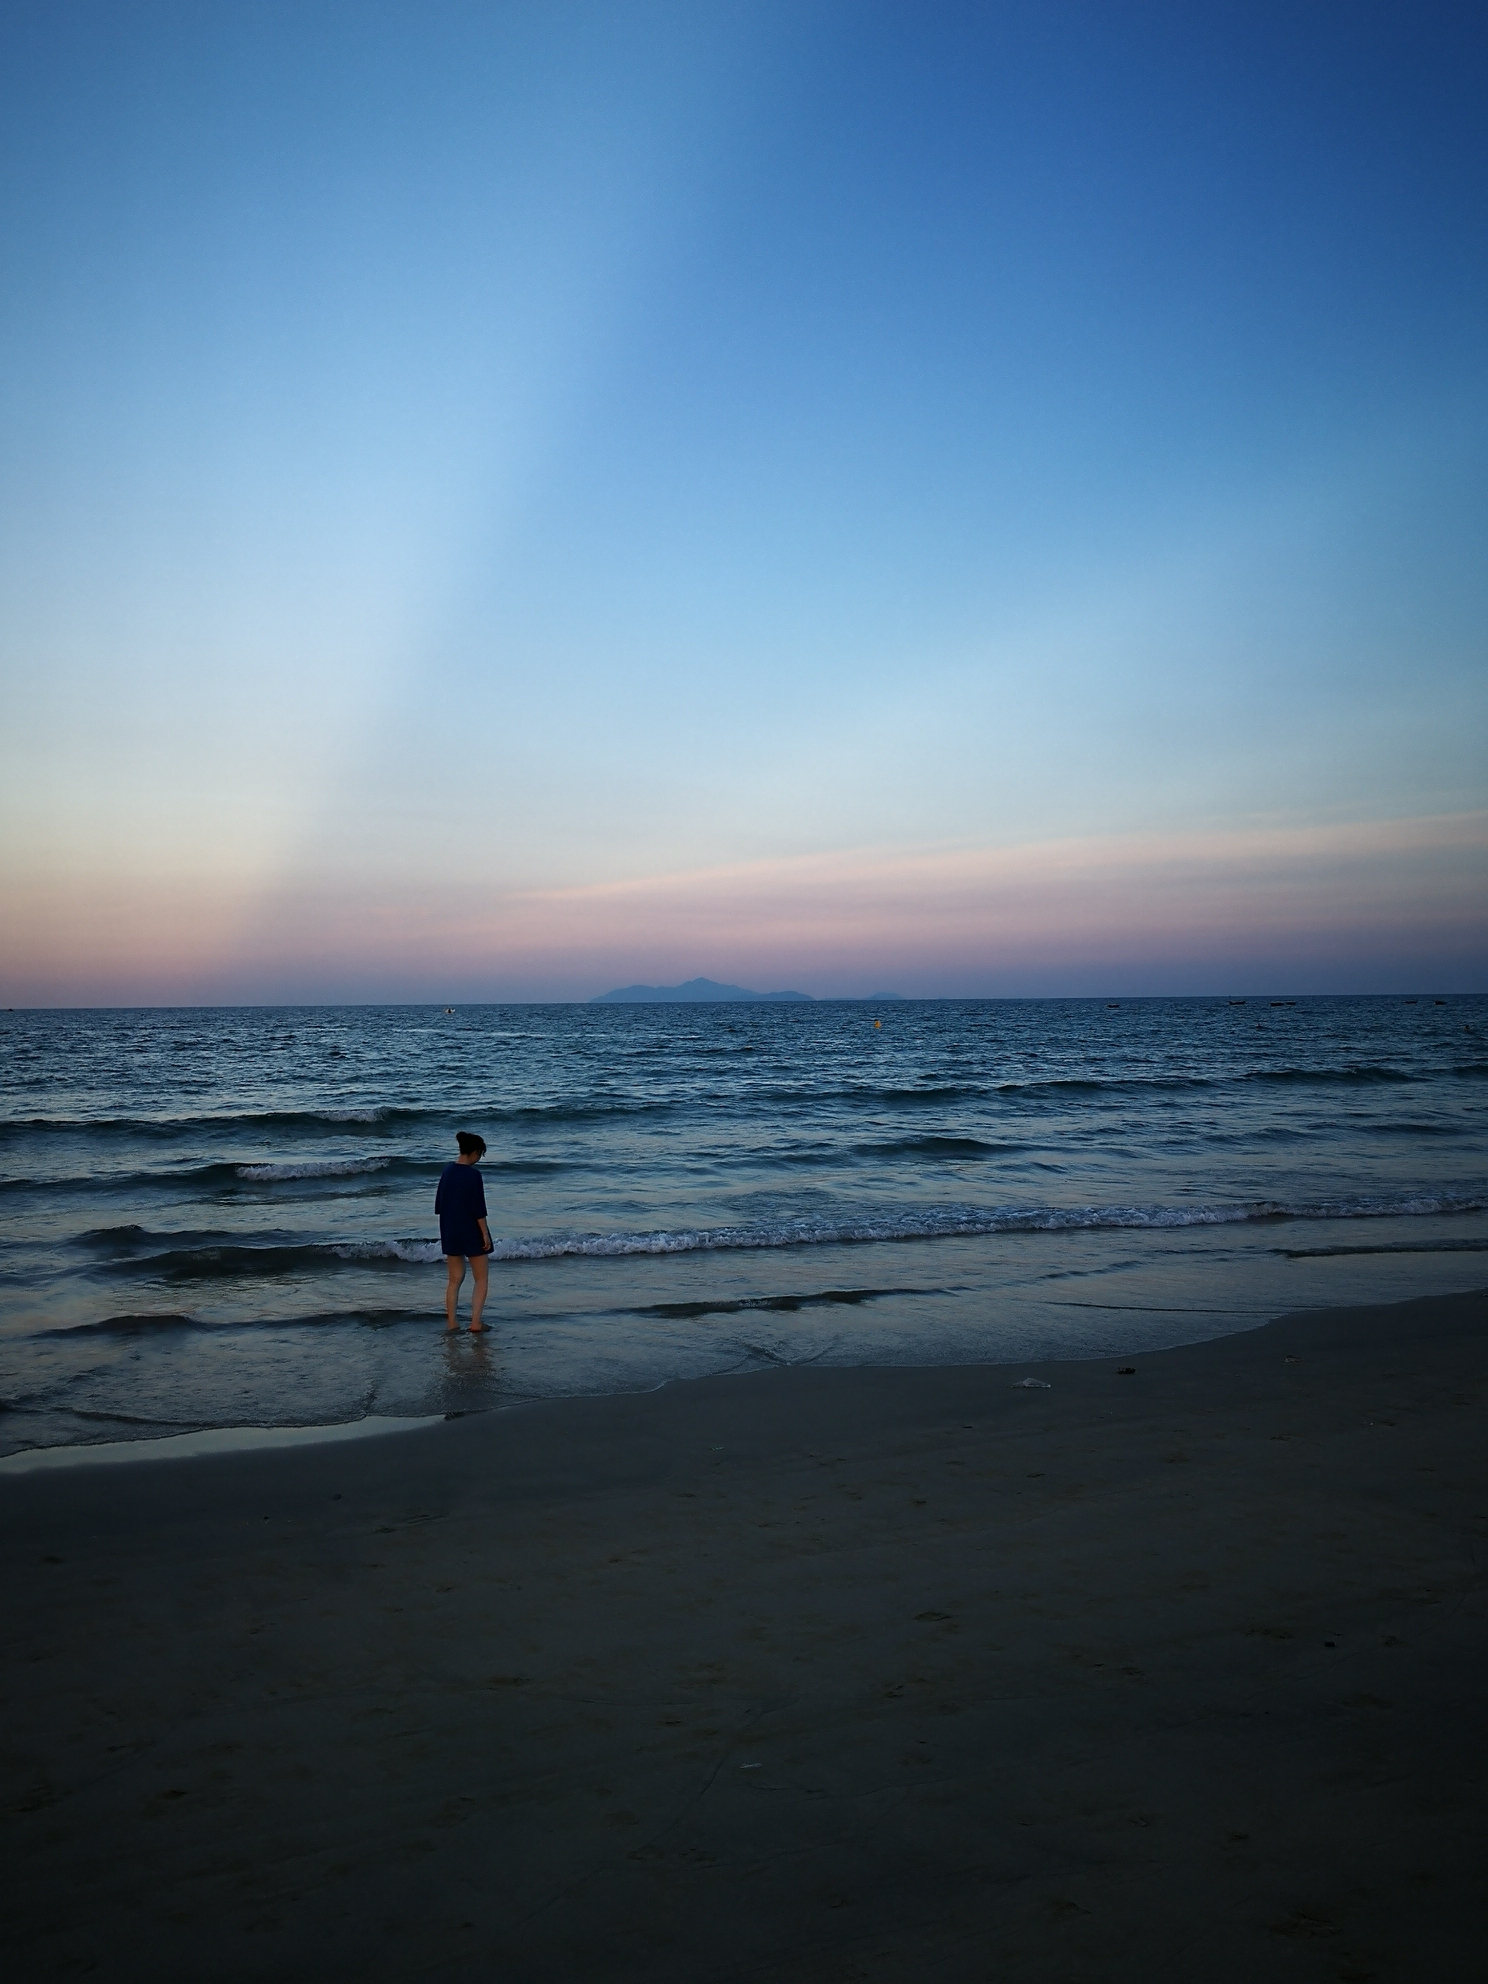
<box><xmin>874</xmin><ymin>1019</ymin><xmax>882</xmax><ymax>1029</ymax></box>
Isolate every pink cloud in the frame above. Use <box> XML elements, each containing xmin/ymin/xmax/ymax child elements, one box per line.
<box><xmin>4</xmin><ymin>813</ymin><xmax>1485</xmax><ymax>1003</ymax></box>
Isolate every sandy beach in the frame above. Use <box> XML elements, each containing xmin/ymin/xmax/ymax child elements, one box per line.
<box><xmin>4</xmin><ymin>1287</ymin><xmax>1485</xmax><ymax>1981</ymax></box>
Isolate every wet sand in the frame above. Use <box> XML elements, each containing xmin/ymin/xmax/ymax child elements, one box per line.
<box><xmin>4</xmin><ymin>1288</ymin><xmax>1486</xmax><ymax>1981</ymax></box>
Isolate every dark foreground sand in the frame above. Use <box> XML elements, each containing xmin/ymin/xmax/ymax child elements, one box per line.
<box><xmin>4</xmin><ymin>1289</ymin><xmax>1486</xmax><ymax>1982</ymax></box>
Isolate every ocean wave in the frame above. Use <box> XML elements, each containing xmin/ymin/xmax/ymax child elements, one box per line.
<box><xmin>4</xmin><ymin>1155</ymin><xmax>431</xmax><ymax>1198</ymax></box>
<box><xmin>0</xmin><ymin>1096</ymin><xmax>678</xmax><ymax>1139</ymax></box>
<box><xmin>0</xmin><ymin>1105</ymin><xmax>426</xmax><ymax>1137</ymax></box>
<box><xmin>235</xmin><ymin>1157</ymin><xmax>393</xmax><ymax>1181</ymax></box>
<box><xmin>233</xmin><ymin>1154</ymin><xmax>570</xmax><ymax>1182</ymax></box>
<box><xmin>477</xmin><ymin>1192</ymin><xmax>1485</xmax><ymax>1260</ymax></box>
<box><xmin>760</xmin><ymin>1067</ymin><xmax>1423</xmax><ymax>1105</ymax></box>
<box><xmin>97</xmin><ymin>1239</ymin><xmax>439</xmax><ymax>1280</ymax></box>
<box><xmin>1</xmin><ymin>1061</ymin><xmax>1471</xmax><ymax>1149</ymax></box>
<box><xmin>17</xmin><ymin>1152</ymin><xmax>572</xmax><ymax>1197</ymax></box>
<box><xmin>60</xmin><ymin>1312</ymin><xmax>203</xmax><ymax>1335</ymax></box>
<box><xmin>1244</xmin><ymin>1065</ymin><xmax>1415</xmax><ymax>1086</ymax></box>
<box><xmin>47</xmin><ymin>1304</ymin><xmax>432</xmax><ymax>1337</ymax></box>
<box><xmin>0</xmin><ymin>1074</ymin><xmax>1234</xmax><ymax>1139</ymax></box>
<box><xmin>1280</xmin><ymin>1237</ymin><xmax>1488</xmax><ymax>1260</ymax></box>
<box><xmin>75</xmin><ymin>1224</ymin><xmax>447</xmax><ymax>1270</ymax></box>
<box><xmin>856</xmin><ymin>1135</ymin><xmax>1018</xmax><ymax>1159</ymax></box>
<box><xmin>863</xmin><ymin>1085</ymin><xmax>988</xmax><ymax>1104</ymax></box>
<box><xmin>637</xmin><ymin>1285</ymin><xmax>916</xmax><ymax>1321</ymax></box>
<box><xmin>76</xmin><ymin>1222</ymin><xmax>333</xmax><ymax>1255</ymax></box>
<box><xmin>74</xmin><ymin>1187</ymin><xmax>1488</xmax><ymax>1280</ymax></box>
<box><xmin>76</xmin><ymin>1223</ymin><xmax>154</xmax><ymax>1247</ymax></box>
<box><xmin>1366</xmin><ymin>1121</ymin><xmax>1465</xmax><ymax>1138</ymax></box>
<box><xmin>334</xmin><ymin>1239</ymin><xmax>445</xmax><ymax>1265</ymax></box>
<box><xmin>993</xmin><ymin>1077</ymin><xmax>1142</xmax><ymax>1095</ymax></box>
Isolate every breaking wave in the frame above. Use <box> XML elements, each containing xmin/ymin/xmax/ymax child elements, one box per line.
<box><xmin>9</xmin><ymin>1054</ymin><xmax>1482</xmax><ymax>1149</ymax></box>
<box><xmin>76</xmin><ymin>1189</ymin><xmax>1487</xmax><ymax>1282</ymax></box>
<box><xmin>235</xmin><ymin>1157</ymin><xmax>393</xmax><ymax>1181</ymax></box>
<box><xmin>0</xmin><ymin>1097</ymin><xmax>677</xmax><ymax>1139</ymax></box>
<box><xmin>475</xmin><ymin>1191</ymin><xmax>1485</xmax><ymax>1260</ymax></box>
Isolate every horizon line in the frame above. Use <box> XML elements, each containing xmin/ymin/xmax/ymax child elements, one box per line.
<box><xmin>4</xmin><ymin>989</ymin><xmax>1484</xmax><ymax>1015</ymax></box>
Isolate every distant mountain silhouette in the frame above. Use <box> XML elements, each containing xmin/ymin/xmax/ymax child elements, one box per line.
<box><xmin>591</xmin><ymin>976</ymin><xmax>814</xmax><ymax>1005</ymax></box>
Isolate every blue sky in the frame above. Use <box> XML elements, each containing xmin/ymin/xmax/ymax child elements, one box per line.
<box><xmin>2</xmin><ymin>1</ymin><xmax>1484</xmax><ymax>1000</ymax></box>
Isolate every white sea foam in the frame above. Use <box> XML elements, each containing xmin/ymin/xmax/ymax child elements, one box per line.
<box><xmin>463</xmin><ymin>1190</ymin><xmax>1487</xmax><ymax>1263</ymax></box>
<box><xmin>333</xmin><ymin>1238</ymin><xmax>445</xmax><ymax>1264</ymax></box>
<box><xmin>197</xmin><ymin>1190</ymin><xmax>1486</xmax><ymax>1274</ymax></box>
<box><xmin>237</xmin><ymin>1158</ymin><xmax>392</xmax><ymax>1182</ymax></box>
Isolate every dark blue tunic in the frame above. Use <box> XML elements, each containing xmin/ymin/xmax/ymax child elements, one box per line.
<box><xmin>435</xmin><ymin>1162</ymin><xmax>489</xmax><ymax>1257</ymax></box>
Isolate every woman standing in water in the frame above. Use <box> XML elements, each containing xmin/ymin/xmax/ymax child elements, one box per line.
<box><xmin>435</xmin><ymin>1130</ymin><xmax>493</xmax><ymax>1332</ymax></box>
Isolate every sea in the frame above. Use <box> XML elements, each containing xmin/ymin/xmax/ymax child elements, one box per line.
<box><xmin>2</xmin><ymin>996</ymin><xmax>1485</xmax><ymax>1460</ymax></box>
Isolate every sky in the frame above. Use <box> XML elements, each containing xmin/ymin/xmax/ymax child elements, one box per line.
<box><xmin>1</xmin><ymin>0</ymin><xmax>1484</xmax><ymax>1004</ymax></box>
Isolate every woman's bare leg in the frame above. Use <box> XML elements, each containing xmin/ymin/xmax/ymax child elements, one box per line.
<box><xmin>444</xmin><ymin>1255</ymin><xmax>466</xmax><ymax>1330</ymax></box>
<box><xmin>469</xmin><ymin>1255</ymin><xmax>489</xmax><ymax>1331</ymax></box>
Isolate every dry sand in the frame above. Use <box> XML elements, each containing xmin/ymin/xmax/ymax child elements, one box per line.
<box><xmin>4</xmin><ymin>1288</ymin><xmax>1486</xmax><ymax>1982</ymax></box>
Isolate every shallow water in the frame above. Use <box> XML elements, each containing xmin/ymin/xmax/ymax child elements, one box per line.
<box><xmin>2</xmin><ymin>996</ymin><xmax>1485</xmax><ymax>1455</ymax></box>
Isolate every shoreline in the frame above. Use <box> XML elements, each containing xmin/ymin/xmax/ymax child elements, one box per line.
<box><xmin>5</xmin><ymin>1284</ymin><xmax>1486</xmax><ymax>1979</ymax></box>
<box><xmin>0</xmin><ymin>1410</ymin><xmax>446</xmax><ymax>1476</ymax></box>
